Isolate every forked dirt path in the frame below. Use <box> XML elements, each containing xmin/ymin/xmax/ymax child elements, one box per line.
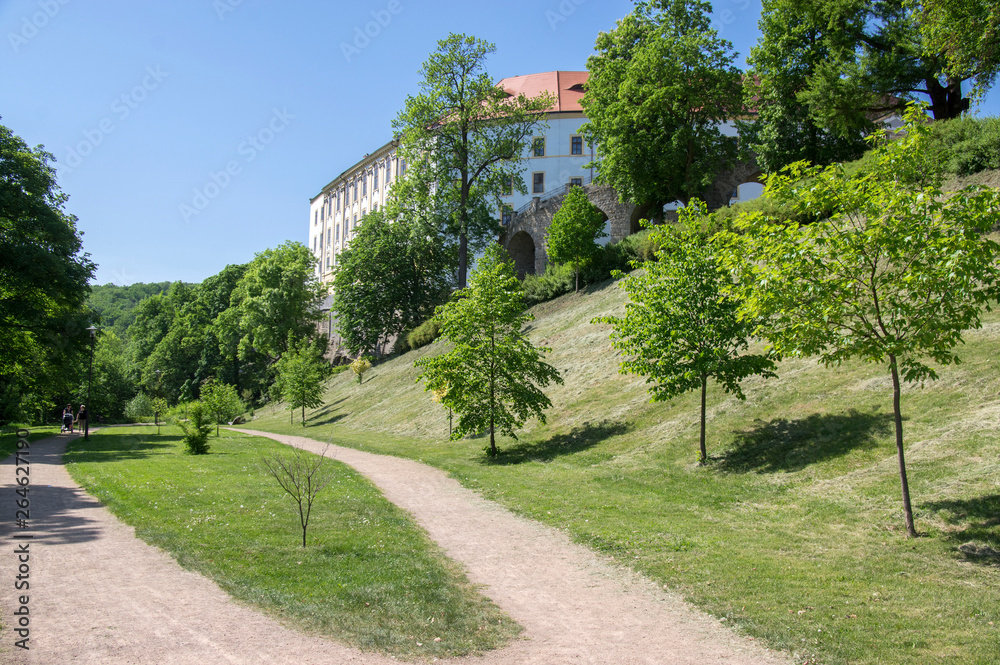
<box><xmin>0</xmin><ymin>430</ymin><xmax>793</xmax><ymax>665</ymax></box>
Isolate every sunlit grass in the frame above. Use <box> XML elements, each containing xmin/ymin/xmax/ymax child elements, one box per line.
<box><xmin>251</xmin><ymin>277</ymin><xmax>1000</xmax><ymax>665</ymax></box>
<box><xmin>64</xmin><ymin>427</ymin><xmax>519</xmax><ymax>659</ymax></box>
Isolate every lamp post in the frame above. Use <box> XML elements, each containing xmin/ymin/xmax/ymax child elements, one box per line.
<box><xmin>85</xmin><ymin>325</ymin><xmax>98</xmax><ymax>440</ymax></box>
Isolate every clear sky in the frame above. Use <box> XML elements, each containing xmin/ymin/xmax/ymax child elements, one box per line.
<box><xmin>3</xmin><ymin>0</ymin><xmax>998</xmax><ymax>286</ymax></box>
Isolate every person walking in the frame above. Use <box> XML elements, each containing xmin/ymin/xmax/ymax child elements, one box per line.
<box><xmin>76</xmin><ymin>404</ymin><xmax>88</xmax><ymax>435</ymax></box>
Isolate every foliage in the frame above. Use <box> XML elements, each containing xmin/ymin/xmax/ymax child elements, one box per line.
<box><xmin>545</xmin><ymin>187</ymin><xmax>608</xmax><ymax>292</ymax></box>
<box><xmin>920</xmin><ymin>0</ymin><xmax>1000</xmax><ymax>100</ymax></box>
<box><xmin>261</xmin><ymin>446</ymin><xmax>336</xmax><ymax>547</ymax></box>
<box><xmin>332</xmin><ymin>209</ymin><xmax>453</xmax><ymax>356</ymax></box>
<box><xmin>216</xmin><ymin>242</ymin><xmax>325</xmax><ymax>364</ymax></box>
<box><xmin>581</xmin><ymin>0</ymin><xmax>742</xmax><ymax>208</ymax></box>
<box><xmin>80</xmin><ymin>330</ymin><xmax>137</xmax><ymax>421</ymax></box>
<box><xmin>350</xmin><ymin>356</ymin><xmax>373</xmax><ymax>385</ymax></box>
<box><xmin>0</xmin><ymin>121</ymin><xmax>96</xmax><ymax>424</ymax></box>
<box><xmin>123</xmin><ymin>392</ymin><xmax>154</xmax><ymax>423</ymax></box>
<box><xmin>740</xmin><ymin>0</ymin><xmax>871</xmax><ymax>172</ymax></box>
<box><xmin>595</xmin><ymin>201</ymin><xmax>776</xmax><ymax>463</ymax></box>
<box><xmin>199</xmin><ymin>379</ymin><xmax>244</xmax><ymax>436</ymax></box>
<box><xmin>722</xmin><ymin>105</ymin><xmax>1000</xmax><ymax>536</ymax></box>
<box><xmin>407</xmin><ymin>319</ymin><xmax>442</xmax><ymax>351</ymax></box>
<box><xmin>273</xmin><ymin>336</ymin><xmax>327</xmax><ymax>426</ymax></box>
<box><xmin>86</xmin><ymin>282</ymin><xmax>175</xmax><ymax>337</ymax></box>
<box><xmin>927</xmin><ymin>115</ymin><xmax>1000</xmax><ymax>176</ymax></box>
<box><xmin>415</xmin><ymin>244</ymin><xmax>562</xmax><ymax>456</ymax></box>
<box><xmin>179</xmin><ymin>402</ymin><xmax>213</xmax><ymax>454</ymax></box>
<box><xmin>393</xmin><ymin>33</ymin><xmax>554</xmax><ymax>288</ymax></box>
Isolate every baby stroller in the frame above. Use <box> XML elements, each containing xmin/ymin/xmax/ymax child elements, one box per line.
<box><xmin>61</xmin><ymin>409</ymin><xmax>74</xmax><ymax>433</ymax></box>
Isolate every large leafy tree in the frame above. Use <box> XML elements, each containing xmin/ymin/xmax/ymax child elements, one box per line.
<box><xmin>216</xmin><ymin>241</ymin><xmax>326</xmax><ymax>363</ymax></box>
<box><xmin>920</xmin><ymin>0</ymin><xmax>1000</xmax><ymax>100</ymax></box>
<box><xmin>415</xmin><ymin>244</ymin><xmax>562</xmax><ymax>456</ymax></box>
<box><xmin>199</xmin><ymin>378</ymin><xmax>244</xmax><ymax>436</ymax></box>
<box><xmin>393</xmin><ymin>33</ymin><xmax>554</xmax><ymax>289</ymax></box>
<box><xmin>749</xmin><ymin>0</ymin><xmax>988</xmax><ymax>153</ymax></box>
<box><xmin>740</xmin><ymin>0</ymin><xmax>871</xmax><ymax>173</ymax></box>
<box><xmin>545</xmin><ymin>186</ymin><xmax>608</xmax><ymax>293</ymax></box>
<box><xmin>332</xmin><ymin>209</ymin><xmax>454</xmax><ymax>356</ymax></box>
<box><xmin>580</xmin><ymin>0</ymin><xmax>742</xmax><ymax>210</ymax></box>
<box><xmin>1</xmin><ymin>122</ymin><xmax>96</xmax><ymax>423</ymax></box>
<box><xmin>724</xmin><ymin>106</ymin><xmax>1000</xmax><ymax>538</ymax></box>
<box><xmin>595</xmin><ymin>200</ymin><xmax>776</xmax><ymax>464</ymax></box>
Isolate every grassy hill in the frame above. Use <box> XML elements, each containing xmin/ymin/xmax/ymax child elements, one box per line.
<box><xmin>250</xmin><ymin>271</ymin><xmax>1000</xmax><ymax>665</ymax></box>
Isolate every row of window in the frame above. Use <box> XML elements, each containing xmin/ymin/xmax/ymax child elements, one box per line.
<box><xmin>501</xmin><ymin>172</ymin><xmax>585</xmax><ymax>197</ymax></box>
<box><xmin>531</xmin><ymin>135</ymin><xmax>586</xmax><ymax>158</ymax></box>
<box><xmin>314</xmin><ymin>159</ymin><xmax>406</xmax><ymax>225</ymax></box>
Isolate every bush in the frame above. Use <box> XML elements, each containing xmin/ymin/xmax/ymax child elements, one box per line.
<box><xmin>929</xmin><ymin>115</ymin><xmax>1000</xmax><ymax>176</ymax></box>
<box><xmin>329</xmin><ymin>364</ymin><xmax>350</xmax><ymax>376</ymax></box>
<box><xmin>123</xmin><ymin>393</ymin><xmax>154</xmax><ymax>423</ymax></box>
<box><xmin>179</xmin><ymin>402</ymin><xmax>212</xmax><ymax>454</ymax></box>
<box><xmin>407</xmin><ymin>319</ymin><xmax>442</xmax><ymax>350</ymax></box>
<box><xmin>392</xmin><ymin>330</ymin><xmax>412</xmax><ymax>356</ymax></box>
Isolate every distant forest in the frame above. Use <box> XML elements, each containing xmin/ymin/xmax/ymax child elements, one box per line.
<box><xmin>87</xmin><ymin>282</ymin><xmax>182</xmax><ymax>337</ymax></box>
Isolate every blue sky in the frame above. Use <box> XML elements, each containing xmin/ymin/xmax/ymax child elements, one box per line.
<box><xmin>3</xmin><ymin>0</ymin><xmax>998</xmax><ymax>286</ymax></box>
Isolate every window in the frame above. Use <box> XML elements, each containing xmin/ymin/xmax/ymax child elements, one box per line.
<box><xmin>326</xmin><ymin>254</ymin><xmax>331</xmax><ymax>269</ymax></box>
<box><xmin>570</xmin><ymin>177</ymin><xmax>583</xmax><ymax>187</ymax></box>
<box><xmin>314</xmin><ymin>211</ymin><xmax>318</xmax><ymax>225</ymax></box>
<box><xmin>571</xmin><ymin>135</ymin><xmax>583</xmax><ymax>155</ymax></box>
<box><xmin>374</xmin><ymin>169</ymin><xmax>379</xmax><ymax>191</ymax></box>
<box><xmin>327</xmin><ymin>229</ymin><xmax>331</xmax><ymax>246</ymax></box>
<box><xmin>336</xmin><ymin>192</ymin><xmax>341</xmax><ymax>210</ymax></box>
<box><xmin>401</xmin><ymin>159</ymin><xmax>407</xmax><ymax>176</ymax></box>
<box><xmin>532</xmin><ymin>137</ymin><xmax>545</xmax><ymax>157</ymax></box>
<box><xmin>313</xmin><ymin>237</ymin><xmax>317</xmax><ymax>251</ymax></box>
<box><xmin>501</xmin><ymin>205</ymin><xmax>513</xmax><ymax>226</ymax></box>
<box><xmin>353</xmin><ymin>181</ymin><xmax>358</xmax><ymax>200</ymax></box>
<box><xmin>320</xmin><ymin>206</ymin><xmax>325</xmax><ymax>222</ymax></box>
<box><xmin>336</xmin><ymin>224</ymin><xmax>340</xmax><ymax>241</ymax></box>
<box><xmin>502</xmin><ymin>176</ymin><xmax>513</xmax><ymax>196</ymax></box>
<box><xmin>372</xmin><ymin>204</ymin><xmax>378</xmax><ymax>213</ymax></box>
<box><xmin>362</xmin><ymin>176</ymin><xmax>367</xmax><ymax>197</ymax></box>
<box><xmin>532</xmin><ymin>172</ymin><xmax>545</xmax><ymax>194</ymax></box>
<box><xmin>353</xmin><ymin>214</ymin><xmax>358</xmax><ymax>228</ymax></box>
<box><xmin>385</xmin><ymin>160</ymin><xmax>392</xmax><ymax>183</ymax></box>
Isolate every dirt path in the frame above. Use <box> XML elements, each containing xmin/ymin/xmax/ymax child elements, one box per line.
<box><xmin>1</xmin><ymin>430</ymin><xmax>792</xmax><ymax>665</ymax></box>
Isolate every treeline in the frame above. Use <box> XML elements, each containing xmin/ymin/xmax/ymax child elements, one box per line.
<box><xmin>87</xmin><ymin>282</ymin><xmax>179</xmax><ymax>337</ymax></box>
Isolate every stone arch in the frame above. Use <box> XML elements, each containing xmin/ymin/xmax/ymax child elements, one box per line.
<box><xmin>506</xmin><ymin>231</ymin><xmax>536</xmax><ymax>278</ymax></box>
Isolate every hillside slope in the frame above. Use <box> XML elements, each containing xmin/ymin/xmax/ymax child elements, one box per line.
<box><xmin>252</xmin><ymin>275</ymin><xmax>1000</xmax><ymax>665</ymax></box>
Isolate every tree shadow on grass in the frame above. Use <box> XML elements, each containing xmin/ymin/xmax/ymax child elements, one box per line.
<box><xmin>716</xmin><ymin>409</ymin><xmax>894</xmax><ymax>474</ymax></box>
<box><xmin>923</xmin><ymin>495</ymin><xmax>1000</xmax><ymax>566</ymax></box>
<box><xmin>305</xmin><ymin>399</ymin><xmax>349</xmax><ymax>427</ymax></box>
<box><xmin>65</xmin><ymin>433</ymin><xmax>177</xmax><ymax>463</ymax></box>
<box><xmin>486</xmin><ymin>420</ymin><xmax>629</xmax><ymax>466</ymax></box>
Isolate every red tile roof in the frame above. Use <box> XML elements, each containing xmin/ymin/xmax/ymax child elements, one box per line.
<box><xmin>496</xmin><ymin>71</ymin><xmax>588</xmax><ymax>113</ymax></box>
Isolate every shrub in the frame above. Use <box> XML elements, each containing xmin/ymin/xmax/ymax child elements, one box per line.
<box><xmin>350</xmin><ymin>356</ymin><xmax>373</xmax><ymax>384</ymax></box>
<box><xmin>123</xmin><ymin>393</ymin><xmax>154</xmax><ymax>423</ymax></box>
<box><xmin>929</xmin><ymin>115</ymin><xmax>1000</xmax><ymax>176</ymax></box>
<box><xmin>392</xmin><ymin>330</ymin><xmax>412</xmax><ymax>356</ymax></box>
<box><xmin>407</xmin><ymin>319</ymin><xmax>442</xmax><ymax>350</ymax></box>
<box><xmin>329</xmin><ymin>364</ymin><xmax>350</xmax><ymax>376</ymax></box>
<box><xmin>179</xmin><ymin>402</ymin><xmax>212</xmax><ymax>454</ymax></box>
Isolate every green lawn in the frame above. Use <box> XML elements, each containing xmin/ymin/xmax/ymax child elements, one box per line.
<box><xmin>63</xmin><ymin>427</ymin><xmax>519</xmax><ymax>659</ymax></box>
<box><xmin>249</xmin><ymin>277</ymin><xmax>1000</xmax><ymax>665</ymax></box>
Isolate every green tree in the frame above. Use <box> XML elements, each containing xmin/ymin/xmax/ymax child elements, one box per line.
<box><xmin>1</xmin><ymin>122</ymin><xmax>96</xmax><ymax>423</ymax></box>
<box><xmin>545</xmin><ymin>187</ymin><xmax>608</xmax><ymax>293</ymax></box>
<box><xmin>273</xmin><ymin>337</ymin><xmax>327</xmax><ymax>426</ymax></box>
<box><xmin>393</xmin><ymin>33</ymin><xmax>554</xmax><ymax>289</ymax></box>
<box><xmin>199</xmin><ymin>379</ymin><xmax>244</xmax><ymax>436</ymax></box>
<box><xmin>217</xmin><ymin>242</ymin><xmax>325</xmax><ymax>364</ymax></box>
<box><xmin>179</xmin><ymin>402</ymin><xmax>213</xmax><ymax>455</ymax></box>
<box><xmin>723</xmin><ymin>105</ymin><xmax>1000</xmax><ymax>537</ymax></box>
<box><xmin>332</xmin><ymin>210</ymin><xmax>454</xmax><ymax>356</ymax></box>
<box><xmin>920</xmin><ymin>0</ymin><xmax>1000</xmax><ymax>100</ymax></box>
<box><xmin>580</xmin><ymin>0</ymin><xmax>742</xmax><ymax>210</ymax></box>
<box><xmin>595</xmin><ymin>201</ymin><xmax>776</xmax><ymax>464</ymax></box>
<box><xmin>740</xmin><ymin>0</ymin><xmax>871</xmax><ymax>173</ymax></box>
<box><xmin>415</xmin><ymin>244</ymin><xmax>563</xmax><ymax>456</ymax></box>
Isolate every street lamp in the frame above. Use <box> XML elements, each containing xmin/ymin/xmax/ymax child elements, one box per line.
<box><xmin>85</xmin><ymin>325</ymin><xmax>98</xmax><ymax>440</ymax></box>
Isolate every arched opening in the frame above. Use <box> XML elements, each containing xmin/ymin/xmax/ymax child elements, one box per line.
<box><xmin>728</xmin><ymin>170</ymin><xmax>766</xmax><ymax>206</ymax></box>
<box><xmin>596</xmin><ymin>211</ymin><xmax>611</xmax><ymax>247</ymax></box>
<box><xmin>629</xmin><ymin>202</ymin><xmax>655</xmax><ymax>235</ymax></box>
<box><xmin>506</xmin><ymin>231</ymin><xmax>536</xmax><ymax>279</ymax></box>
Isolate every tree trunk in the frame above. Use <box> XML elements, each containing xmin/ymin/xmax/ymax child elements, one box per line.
<box><xmin>889</xmin><ymin>355</ymin><xmax>918</xmax><ymax>538</ymax></box>
<box><xmin>575</xmin><ymin>260</ymin><xmax>579</xmax><ymax>293</ymax></box>
<box><xmin>458</xmin><ymin>233</ymin><xmax>469</xmax><ymax>289</ymax></box>
<box><xmin>926</xmin><ymin>76</ymin><xmax>967</xmax><ymax>120</ymax></box>
<box><xmin>301</xmin><ymin>404</ymin><xmax>305</xmax><ymax>426</ymax></box>
<box><xmin>699</xmin><ymin>373</ymin><xmax>707</xmax><ymax>464</ymax></box>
